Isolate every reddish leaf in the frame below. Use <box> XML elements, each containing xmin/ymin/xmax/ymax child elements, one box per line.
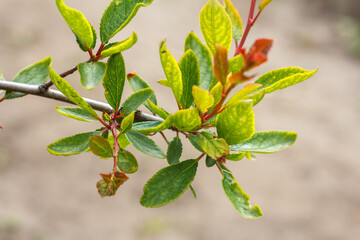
<box><xmin>96</xmin><ymin>171</ymin><xmax>129</xmax><ymax>197</ymax></box>
<box><xmin>239</xmin><ymin>38</ymin><xmax>273</xmax><ymax>71</ymax></box>
<box><xmin>213</xmin><ymin>44</ymin><xmax>229</xmax><ymax>86</ymax></box>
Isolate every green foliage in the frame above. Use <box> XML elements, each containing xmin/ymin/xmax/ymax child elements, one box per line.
<box><xmin>179</xmin><ymin>50</ymin><xmax>200</xmax><ymax>109</ymax></box>
<box><xmin>184</xmin><ymin>32</ymin><xmax>213</xmax><ymax>90</ymax></box>
<box><xmin>49</xmin><ymin>68</ymin><xmax>98</xmax><ymax>117</ymax></box>
<box><xmin>167</xmin><ymin>136</ymin><xmax>183</xmax><ymax>165</ymax></box>
<box><xmin>230</xmin><ymin>131</ymin><xmax>297</xmax><ymax>153</ymax></box>
<box><xmin>102</xmin><ymin>53</ymin><xmax>126</xmax><ymax>111</ymax></box>
<box><xmin>100</xmin><ymin>0</ymin><xmax>153</xmax><ymax>43</ymax></box>
<box><xmin>140</xmin><ymin>159</ymin><xmax>198</xmax><ymax>207</ymax></box>
<box><xmin>78</xmin><ymin>62</ymin><xmax>106</xmax><ymax>90</ymax></box>
<box><xmin>47</xmin><ymin>131</ymin><xmax>99</xmax><ymax>156</ymax></box>
<box><xmin>56</xmin><ymin>0</ymin><xmax>95</xmax><ymax>49</ymax></box>
<box><xmin>222</xmin><ymin>169</ymin><xmax>263</xmax><ymax>219</ymax></box>
<box><xmin>200</xmin><ymin>0</ymin><xmax>232</xmax><ymax>54</ymax></box>
<box><xmin>5</xmin><ymin>57</ymin><xmax>52</xmax><ymax>99</ymax></box>
<box><xmin>0</xmin><ymin>0</ymin><xmax>317</xmax><ymax>218</ymax></box>
<box><xmin>55</xmin><ymin>106</ymin><xmax>98</xmax><ymax>122</ymax></box>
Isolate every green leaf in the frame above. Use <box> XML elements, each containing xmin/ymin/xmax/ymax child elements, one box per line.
<box><xmin>117</xmin><ymin>149</ymin><xmax>138</xmax><ymax>173</ymax></box>
<box><xmin>209</xmin><ymin>82</ymin><xmax>223</xmax><ymax>107</ymax></box>
<box><xmin>97</xmin><ymin>172</ymin><xmax>128</xmax><ymax>197</ymax></box>
<box><xmin>125</xmin><ymin>131</ymin><xmax>166</xmax><ymax>159</ymax></box>
<box><xmin>205</xmin><ymin>155</ymin><xmax>217</xmax><ymax>167</ymax></box>
<box><xmin>173</xmin><ymin>108</ymin><xmax>201</xmax><ymax>132</ymax></box>
<box><xmin>224</xmin><ymin>0</ymin><xmax>243</xmax><ymax>41</ymax></box>
<box><xmin>47</xmin><ymin>131</ymin><xmax>99</xmax><ymax>156</ymax></box>
<box><xmin>213</xmin><ymin>44</ymin><xmax>229</xmax><ymax>86</ymax></box>
<box><xmin>132</xmin><ymin>115</ymin><xmax>173</xmax><ymax>133</ymax></box>
<box><xmin>230</xmin><ymin>131</ymin><xmax>297</xmax><ymax>153</ymax></box>
<box><xmin>244</xmin><ymin>89</ymin><xmax>265</xmax><ymax>106</ymax></box>
<box><xmin>76</xmin><ymin>23</ymin><xmax>97</xmax><ymax>51</ymax></box>
<box><xmin>159</xmin><ymin>40</ymin><xmax>183</xmax><ymax>103</ymax></box>
<box><xmin>56</xmin><ymin>0</ymin><xmax>94</xmax><ymax>48</ymax></box>
<box><xmin>216</xmin><ymin>100</ymin><xmax>255</xmax><ymax>145</ymax></box>
<box><xmin>226</xmin><ymin>83</ymin><xmax>262</xmax><ymax>106</ymax></box>
<box><xmin>89</xmin><ymin>136</ymin><xmax>113</xmax><ymax>159</ymax></box>
<box><xmin>120</xmin><ymin>88</ymin><xmax>153</xmax><ymax>117</ymax></box>
<box><xmin>49</xmin><ymin>68</ymin><xmax>98</xmax><ymax>117</ymax></box>
<box><xmin>140</xmin><ymin>159</ymin><xmax>198</xmax><ymax>207</ymax></box>
<box><xmin>127</xmin><ymin>73</ymin><xmax>157</xmax><ymax>105</ymax></box>
<box><xmin>259</xmin><ymin>0</ymin><xmax>273</xmax><ymax>10</ymax></box>
<box><xmin>222</xmin><ymin>169</ymin><xmax>263</xmax><ymax>219</ymax></box>
<box><xmin>55</xmin><ymin>106</ymin><xmax>98</xmax><ymax>122</ymax></box>
<box><xmin>108</xmin><ymin>133</ymin><xmax>131</xmax><ymax>149</ymax></box>
<box><xmin>100</xmin><ymin>0</ymin><xmax>154</xmax><ymax>43</ymax></box>
<box><xmin>167</xmin><ymin>136</ymin><xmax>183</xmax><ymax>165</ymax></box>
<box><xmin>192</xmin><ymin>86</ymin><xmax>214</xmax><ymax>114</ymax></box>
<box><xmin>5</xmin><ymin>57</ymin><xmax>52</xmax><ymax>99</ymax></box>
<box><xmin>226</xmin><ymin>152</ymin><xmax>245</xmax><ymax>161</ymax></box>
<box><xmin>196</xmin><ymin>131</ymin><xmax>229</xmax><ymax>160</ymax></box>
<box><xmin>78</xmin><ymin>62</ymin><xmax>106</xmax><ymax>90</ymax></box>
<box><xmin>188</xmin><ymin>134</ymin><xmax>204</xmax><ymax>153</ymax></box>
<box><xmin>255</xmin><ymin>67</ymin><xmax>317</xmax><ymax>94</ymax></box>
<box><xmin>184</xmin><ymin>32</ymin><xmax>213</xmax><ymax>90</ymax></box>
<box><xmin>228</xmin><ymin>54</ymin><xmax>245</xmax><ymax>74</ymax></box>
<box><xmin>200</xmin><ymin>0</ymin><xmax>232</xmax><ymax>54</ymax></box>
<box><xmin>121</xmin><ymin>111</ymin><xmax>135</xmax><ymax>134</ymax></box>
<box><xmin>157</xmin><ymin>79</ymin><xmax>170</xmax><ymax>87</ymax></box>
<box><xmin>147</xmin><ymin>100</ymin><xmax>169</xmax><ymax>120</ymax></box>
<box><xmin>179</xmin><ymin>50</ymin><xmax>200</xmax><ymax>109</ymax></box>
<box><xmin>101</xmin><ymin>31</ymin><xmax>138</xmax><ymax>57</ymax></box>
<box><xmin>102</xmin><ymin>53</ymin><xmax>126</xmax><ymax>111</ymax></box>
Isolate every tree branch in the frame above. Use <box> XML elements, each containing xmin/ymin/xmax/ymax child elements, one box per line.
<box><xmin>0</xmin><ymin>80</ymin><xmax>163</xmax><ymax>122</ymax></box>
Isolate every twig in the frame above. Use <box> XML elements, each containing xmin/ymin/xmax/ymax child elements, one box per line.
<box><xmin>0</xmin><ymin>80</ymin><xmax>163</xmax><ymax>122</ymax></box>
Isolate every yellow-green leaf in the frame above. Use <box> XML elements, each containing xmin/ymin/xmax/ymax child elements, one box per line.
<box><xmin>117</xmin><ymin>149</ymin><xmax>138</xmax><ymax>174</ymax></box>
<box><xmin>226</xmin><ymin>83</ymin><xmax>262</xmax><ymax>106</ymax></box>
<box><xmin>159</xmin><ymin>40</ymin><xmax>183</xmax><ymax>103</ymax></box>
<box><xmin>56</xmin><ymin>0</ymin><xmax>94</xmax><ymax>48</ymax></box>
<box><xmin>222</xmin><ymin>169</ymin><xmax>263</xmax><ymax>219</ymax></box>
<box><xmin>89</xmin><ymin>136</ymin><xmax>113</xmax><ymax>159</ymax></box>
<box><xmin>78</xmin><ymin>62</ymin><xmax>106</xmax><ymax>90</ymax></box>
<box><xmin>259</xmin><ymin>0</ymin><xmax>273</xmax><ymax>10</ymax></box>
<box><xmin>223</xmin><ymin>0</ymin><xmax>243</xmax><ymax>41</ymax></box>
<box><xmin>173</xmin><ymin>108</ymin><xmax>201</xmax><ymax>132</ymax></box>
<box><xmin>192</xmin><ymin>86</ymin><xmax>214</xmax><ymax>114</ymax></box>
<box><xmin>196</xmin><ymin>131</ymin><xmax>229</xmax><ymax>160</ymax></box>
<box><xmin>147</xmin><ymin>100</ymin><xmax>169</xmax><ymax>120</ymax></box>
<box><xmin>200</xmin><ymin>0</ymin><xmax>232</xmax><ymax>54</ymax></box>
<box><xmin>55</xmin><ymin>106</ymin><xmax>98</xmax><ymax>122</ymax></box>
<box><xmin>216</xmin><ymin>100</ymin><xmax>255</xmax><ymax>145</ymax></box>
<box><xmin>49</xmin><ymin>68</ymin><xmax>97</xmax><ymax>117</ymax></box>
<box><xmin>121</xmin><ymin>111</ymin><xmax>135</xmax><ymax>134</ymax></box>
<box><xmin>101</xmin><ymin>31</ymin><xmax>138</xmax><ymax>57</ymax></box>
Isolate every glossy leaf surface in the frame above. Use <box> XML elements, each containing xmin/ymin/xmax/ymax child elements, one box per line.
<box><xmin>56</xmin><ymin>0</ymin><xmax>94</xmax><ymax>48</ymax></box>
<box><xmin>222</xmin><ymin>170</ymin><xmax>263</xmax><ymax>219</ymax></box>
<box><xmin>120</xmin><ymin>88</ymin><xmax>153</xmax><ymax>117</ymax></box>
<box><xmin>224</xmin><ymin>0</ymin><xmax>243</xmax><ymax>41</ymax></box>
<box><xmin>101</xmin><ymin>31</ymin><xmax>138</xmax><ymax>57</ymax></box>
<box><xmin>5</xmin><ymin>57</ymin><xmax>51</xmax><ymax>99</ymax></box>
<box><xmin>167</xmin><ymin>136</ymin><xmax>183</xmax><ymax>165</ymax></box>
<box><xmin>173</xmin><ymin>108</ymin><xmax>201</xmax><ymax>132</ymax></box>
<box><xmin>226</xmin><ymin>83</ymin><xmax>262</xmax><ymax>106</ymax></box>
<box><xmin>89</xmin><ymin>136</ymin><xmax>113</xmax><ymax>158</ymax></box>
<box><xmin>78</xmin><ymin>62</ymin><xmax>106</xmax><ymax>90</ymax></box>
<box><xmin>49</xmin><ymin>68</ymin><xmax>97</xmax><ymax>117</ymax></box>
<box><xmin>255</xmin><ymin>67</ymin><xmax>317</xmax><ymax>94</ymax></box>
<box><xmin>184</xmin><ymin>32</ymin><xmax>213</xmax><ymax>90</ymax></box>
<box><xmin>216</xmin><ymin>100</ymin><xmax>255</xmax><ymax>145</ymax></box>
<box><xmin>159</xmin><ymin>40</ymin><xmax>183</xmax><ymax>103</ymax></box>
<box><xmin>140</xmin><ymin>159</ymin><xmax>198</xmax><ymax>207</ymax></box>
<box><xmin>230</xmin><ymin>131</ymin><xmax>297</xmax><ymax>153</ymax></box>
<box><xmin>127</xmin><ymin>73</ymin><xmax>157</xmax><ymax>105</ymax></box>
<box><xmin>179</xmin><ymin>50</ymin><xmax>200</xmax><ymax>109</ymax></box>
<box><xmin>125</xmin><ymin>131</ymin><xmax>166</xmax><ymax>159</ymax></box>
<box><xmin>55</xmin><ymin>106</ymin><xmax>98</xmax><ymax>122</ymax></box>
<box><xmin>200</xmin><ymin>0</ymin><xmax>232</xmax><ymax>54</ymax></box>
<box><xmin>100</xmin><ymin>0</ymin><xmax>153</xmax><ymax>43</ymax></box>
<box><xmin>120</xmin><ymin>111</ymin><xmax>135</xmax><ymax>134</ymax></box>
<box><xmin>117</xmin><ymin>149</ymin><xmax>138</xmax><ymax>173</ymax></box>
<box><xmin>102</xmin><ymin>53</ymin><xmax>126</xmax><ymax>111</ymax></box>
<box><xmin>192</xmin><ymin>86</ymin><xmax>214</xmax><ymax>114</ymax></box>
<box><xmin>196</xmin><ymin>131</ymin><xmax>229</xmax><ymax>160</ymax></box>
<box><xmin>47</xmin><ymin>131</ymin><xmax>99</xmax><ymax>156</ymax></box>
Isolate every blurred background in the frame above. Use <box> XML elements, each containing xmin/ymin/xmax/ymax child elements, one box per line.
<box><xmin>0</xmin><ymin>0</ymin><xmax>359</xmax><ymax>239</ymax></box>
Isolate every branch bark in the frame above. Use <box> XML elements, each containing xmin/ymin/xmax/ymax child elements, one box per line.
<box><xmin>0</xmin><ymin>80</ymin><xmax>163</xmax><ymax>122</ymax></box>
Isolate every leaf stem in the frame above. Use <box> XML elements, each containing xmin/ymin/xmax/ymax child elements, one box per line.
<box><xmin>159</xmin><ymin>131</ymin><xmax>169</xmax><ymax>144</ymax></box>
<box><xmin>196</xmin><ymin>153</ymin><xmax>205</xmax><ymax>161</ymax></box>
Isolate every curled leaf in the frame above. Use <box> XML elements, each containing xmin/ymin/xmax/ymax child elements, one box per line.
<box><xmin>97</xmin><ymin>171</ymin><xmax>129</xmax><ymax>197</ymax></box>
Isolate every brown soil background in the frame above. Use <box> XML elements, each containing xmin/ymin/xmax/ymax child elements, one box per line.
<box><xmin>0</xmin><ymin>0</ymin><xmax>359</xmax><ymax>239</ymax></box>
